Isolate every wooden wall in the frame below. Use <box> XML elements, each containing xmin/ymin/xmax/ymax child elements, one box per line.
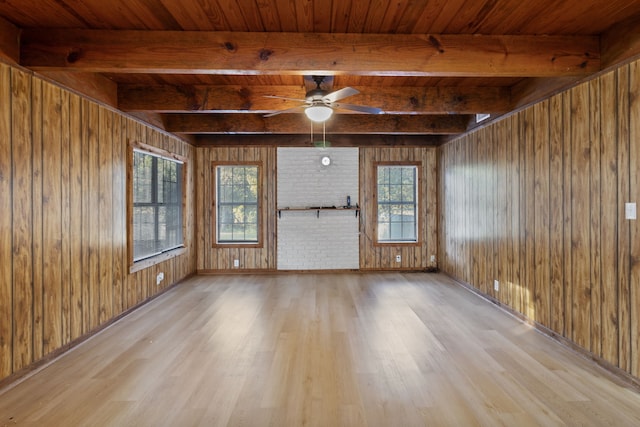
<box><xmin>0</xmin><ymin>62</ymin><xmax>196</xmax><ymax>382</ymax></box>
<box><xmin>439</xmin><ymin>59</ymin><xmax>640</xmax><ymax>379</ymax></box>
<box><xmin>360</xmin><ymin>147</ymin><xmax>438</xmax><ymax>270</ymax></box>
<box><xmin>196</xmin><ymin>146</ymin><xmax>277</xmax><ymax>271</ymax></box>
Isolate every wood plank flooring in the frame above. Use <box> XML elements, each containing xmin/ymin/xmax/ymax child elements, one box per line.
<box><xmin>1</xmin><ymin>273</ymin><xmax>639</xmax><ymax>426</ymax></box>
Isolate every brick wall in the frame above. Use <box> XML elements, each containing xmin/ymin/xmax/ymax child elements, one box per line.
<box><xmin>277</xmin><ymin>147</ymin><xmax>359</xmax><ymax>270</ymax></box>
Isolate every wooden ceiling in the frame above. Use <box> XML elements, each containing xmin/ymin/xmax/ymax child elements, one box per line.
<box><xmin>1</xmin><ymin>0</ymin><xmax>640</xmax><ymax>146</ymax></box>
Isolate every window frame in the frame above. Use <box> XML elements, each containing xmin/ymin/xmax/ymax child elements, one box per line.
<box><xmin>212</xmin><ymin>161</ymin><xmax>264</xmax><ymax>248</ymax></box>
<box><xmin>374</xmin><ymin>161</ymin><xmax>422</xmax><ymax>247</ymax></box>
<box><xmin>128</xmin><ymin>141</ymin><xmax>187</xmax><ymax>273</ymax></box>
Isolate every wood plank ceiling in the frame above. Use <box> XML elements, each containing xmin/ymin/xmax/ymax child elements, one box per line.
<box><xmin>1</xmin><ymin>0</ymin><xmax>640</xmax><ymax>146</ymax></box>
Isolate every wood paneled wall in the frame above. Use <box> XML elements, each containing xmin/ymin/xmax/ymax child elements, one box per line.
<box><xmin>439</xmin><ymin>59</ymin><xmax>640</xmax><ymax>379</ymax></box>
<box><xmin>195</xmin><ymin>146</ymin><xmax>277</xmax><ymax>271</ymax></box>
<box><xmin>0</xmin><ymin>62</ymin><xmax>196</xmax><ymax>382</ymax></box>
<box><xmin>360</xmin><ymin>147</ymin><xmax>438</xmax><ymax>270</ymax></box>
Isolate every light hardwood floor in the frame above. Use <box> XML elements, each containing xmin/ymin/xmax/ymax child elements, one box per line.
<box><xmin>1</xmin><ymin>273</ymin><xmax>639</xmax><ymax>426</ymax></box>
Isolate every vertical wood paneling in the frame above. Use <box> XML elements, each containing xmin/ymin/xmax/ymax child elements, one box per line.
<box><xmin>112</xmin><ymin>113</ymin><xmax>124</xmax><ymax>317</ymax></box>
<box><xmin>534</xmin><ymin>100</ymin><xmax>551</xmax><ymax>327</ymax></box>
<box><xmin>523</xmin><ymin>108</ymin><xmax>535</xmax><ymax>319</ymax></box>
<box><xmin>31</xmin><ymin>78</ymin><xmax>43</xmax><ymax>360</ymax></box>
<box><xmin>629</xmin><ymin>60</ymin><xmax>640</xmax><ymax>377</ymax></box>
<box><xmin>440</xmin><ymin>58</ymin><xmax>640</xmax><ymax>380</ymax></box>
<box><xmin>617</xmin><ymin>66</ymin><xmax>631</xmax><ymax>372</ymax></box>
<box><xmin>509</xmin><ymin>114</ymin><xmax>520</xmax><ymax>312</ymax></box>
<box><xmin>196</xmin><ymin>146</ymin><xmax>276</xmax><ymax>272</ymax></box>
<box><xmin>60</xmin><ymin>89</ymin><xmax>71</xmax><ymax>346</ymax></box>
<box><xmin>600</xmin><ymin>70</ymin><xmax>619</xmax><ymax>366</ymax></box>
<box><xmin>42</xmin><ymin>82</ymin><xmax>63</xmax><ymax>355</ymax></box>
<box><xmin>516</xmin><ymin>113</ymin><xmax>526</xmax><ymax>314</ymax></box>
<box><xmin>588</xmin><ymin>78</ymin><xmax>602</xmax><ymax>357</ymax></box>
<box><xmin>0</xmin><ymin>62</ymin><xmax>196</xmax><ymax>383</ymax></box>
<box><xmin>0</xmin><ymin>63</ymin><xmax>13</xmax><ymax>378</ymax></box>
<box><xmin>69</xmin><ymin>93</ymin><xmax>83</xmax><ymax>341</ymax></box>
<box><xmin>359</xmin><ymin>147</ymin><xmax>437</xmax><ymax>271</ymax></box>
<box><xmin>570</xmin><ymin>83</ymin><xmax>591</xmax><ymax>350</ymax></box>
<box><xmin>87</xmin><ymin>101</ymin><xmax>100</xmax><ymax>331</ymax></box>
<box><xmin>562</xmin><ymin>91</ymin><xmax>573</xmax><ymax>339</ymax></box>
<box><xmin>549</xmin><ymin>94</ymin><xmax>565</xmax><ymax>335</ymax></box>
<box><xmin>98</xmin><ymin>108</ymin><xmax>113</xmax><ymax>324</ymax></box>
<box><xmin>11</xmin><ymin>68</ymin><xmax>33</xmax><ymax>370</ymax></box>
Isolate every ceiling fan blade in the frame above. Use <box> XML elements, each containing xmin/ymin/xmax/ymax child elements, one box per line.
<box><xmin>263</xmin><ymin>105</ymin><xmax>306</xmax><ymax>117</ymax></box>
<box><xmin>334</xmin><ymin>103</ymin><xmax>384</xmax><ymax>115</ymax></box>
<box><xmin>323</xmin><ymin>87</ymin><xmax>359</xmax><ymax>103</ymax></box>
<box><xmin>263</xmin><ymin>95</ymin><xmax>307</xmax><ymax>102</ymax></box>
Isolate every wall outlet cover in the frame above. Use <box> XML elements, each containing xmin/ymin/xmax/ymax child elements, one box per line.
<box><xmin>625</xmin><ymin>202</ymin><xmax>637</xmax><ymax>220</ymax></box>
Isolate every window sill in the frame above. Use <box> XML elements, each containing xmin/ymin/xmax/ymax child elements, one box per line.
<box><xmin>129</xmin><ymin>247</ymin><xmax>186</xmax><ymax>274</ymax></box>
<box><xmin>374</xmin><ymin>241</ymin><xmax>421</xmax><ymax>247</ymax></box>
<box><xmin>212</xmin><ymin>242</ymin><xmax>263</xmax><ymax>249</ymax></box>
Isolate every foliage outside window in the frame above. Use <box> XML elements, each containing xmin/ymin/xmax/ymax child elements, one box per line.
<box><xmin>132</xmin><ymin>149</ymin><xmax>184</xmax><ymax>262</ymax></box>
<box><xmin>216</xmin><ymin>165</ymin><xmax>260</xmax><ymax>244</ymax></box>
<box><xmin>377</xmin><ymin>165</ymin><xmax>418</xmax><ymax>242</ymax></box>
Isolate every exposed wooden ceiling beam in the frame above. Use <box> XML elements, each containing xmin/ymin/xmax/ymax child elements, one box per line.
<box><xmin>164</xmin><ymin>113</ymin><xmax>470</xmax><ymax>135</ymax></box>
<box><xmin>511</xmin><ymin>76</ymin><xmax>584</xmax><ymax>111</ymax></box>
<box><xmin>601</xmin><ymin>14</ymin><xmax>640</xmax><ymax>69</ymax></box>
<box><xmin>20</xmin><ymin>29</ymin><xmax>599</xmax><ymax>77</ymax></box>
<box><xmin>38</xmin><ymin>71</ymin><xmax>117</xmax><ymax>108</ymax></box>
<box><xmin>118</xmin><ymin>84</ymin><xmax>512</xmax><ymax>114</ymax></box>
<box><xmin>195</xmin><ymin>134</ymin><xmax>443</xmax><ymax>147</ymax></box>
<box><xmin>0</xmin><ymin>16</ymin><xmax>20</xmax><ymax>64</ymax></box>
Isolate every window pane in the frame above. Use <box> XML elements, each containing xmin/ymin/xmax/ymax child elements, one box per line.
<box><xmin>217</xmin><ymin>224</ymin><xmax>231</xmax><ymax>241</ymax></box>
<box><xmin>216</xmin><ymin>165</ymin><xmax>259</xmax><ymax>243</ymax></box>
<box><xmin>402</xmin><ymin>184</ymin><xmax>415</xmax><ymax>202</ymax></box>
<box><xmin>378</xmin><ymin>204</ymin><xmax>390</xmax><ymax>222</ymax></box>
<box><xmin>245</xmin><ymin>224</ymin><xmax>258</xmax><ymax>241</ymax></box>
<box><xmin>377</xmin><ymin>165</ymin><xmax>417</xmax><ymax>243</ymax></box>
<box><xmin>389</xmin><ymin>185</ymin><xmax>402</xmax><ymax>201</ymax></box>
<box><xmin>133</xmin><ymin>152</ymin><xmax>153</xmax><ymax>203</ymax></box>
<box><xmin>132</xmin><ymin>151</ymin><xmax>184</xmax><ymax>261</ymax></box>
<box><xmin>378</xmin><ymin>223</ymin><xmax>389</xmax><ymax>240</ymax></box>
<box><xmin>402</xmin><ymin>222</ymin><xmax>416</xmax><ymax>240</ymax></box>
<box><xmin>232</xmin><ymin>184</ymin><xmax>245</xmax><ymax>202</ymax></box>
<box><xmin>377</xmin><ymin>167</ymin><xmax>389</xmax><ymax>185</ymax></box>
<box><xmin>232</xmin><ymin>224</ymin><xmax>246</xmax><ymax>240</ymax></box>
<box><xmin>389</xmin><ymin>167</ymin><xmax>402</xmax><ymax>184</ymax></box>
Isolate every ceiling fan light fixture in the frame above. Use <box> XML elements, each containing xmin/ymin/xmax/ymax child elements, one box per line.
<box><xmin>305</xmin><ymin>105</ymin><xmax>333</xmax><ymax>122</ymax></box>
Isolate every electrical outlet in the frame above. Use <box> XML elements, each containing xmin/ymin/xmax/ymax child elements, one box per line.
<box><xmin>494</xmin><ymin>280</ymin><xmax>499</xmax><ymax>291</ymax></box>
<box><xmin>626</xmin><ymin>202</ymin><xmax>637</xmax><ymax>220</ymax></box>
<box><xmin>233</xmin><ymin>259</ymin><xmax>240</xmax><ymax>268</ymax></box>
<box><xmin>156</xmin><ymin>272</ymin><xmax>164</xmax><ymax>285</ymax></box>
<box><xmin>395</xmin><ymin>255</ymin><xmax>401</xmax><ymax>263</ymax></box>
<box><xmin>430</xmin><ymin>255</ymin><xmax>436</xmax><ymax>263</ymax></box>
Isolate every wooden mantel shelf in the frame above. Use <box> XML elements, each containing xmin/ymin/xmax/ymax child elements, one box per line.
<box><xmin>277</xmin><ymin>206</ymin><xmax>360</xmax><ymax>218</ymax></box>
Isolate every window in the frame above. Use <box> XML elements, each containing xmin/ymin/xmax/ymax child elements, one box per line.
<box><xmin>377</xmin><ymin>165</ymin><xmax>418</xmax><ymax>242</ymax></box>
<box><xmin>215</xmin><ymin>164</ymin><xmax>261</xmax><ymax>245</ymax></box>
<box><xmin>132</xmin><ymin>147</ymin><xmax>184</xmax><ymax>262</ymax></box>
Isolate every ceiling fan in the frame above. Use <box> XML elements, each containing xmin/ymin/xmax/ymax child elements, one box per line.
<box><xmin>263</xmin><ymin>76</ymin><xmax>384</xmax><ymax>122</ymax></box>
